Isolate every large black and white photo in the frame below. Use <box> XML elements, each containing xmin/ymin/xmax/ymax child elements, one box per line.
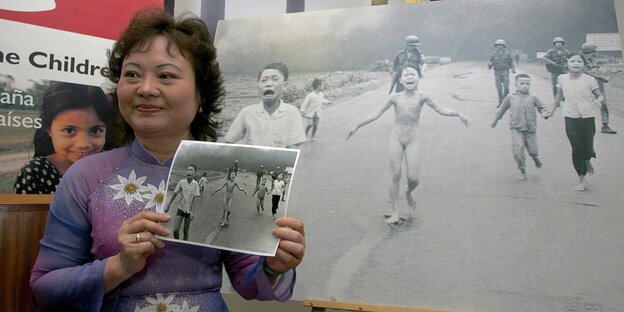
<box><xmin>214</xmin><ymin>0</ymin><xmax>624</xmax><ymax>311</ymax></box>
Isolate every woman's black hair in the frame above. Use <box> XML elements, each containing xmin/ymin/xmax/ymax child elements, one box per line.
<box><xmin>103</xmin><ymin>8</ymin><xmax>224</xmax><ymax>144</ymax></box>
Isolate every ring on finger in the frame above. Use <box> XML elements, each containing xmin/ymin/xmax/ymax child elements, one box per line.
<box><xmin>135</xmin><ymin>233</ymin><xmax>142</xmax><ymax>243</ymax></box>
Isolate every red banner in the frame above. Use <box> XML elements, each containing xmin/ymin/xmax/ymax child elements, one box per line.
<box><xmin>0</xmin><ymin>0</ymin><xmax>162</xmax><ymax>40</ymax></box>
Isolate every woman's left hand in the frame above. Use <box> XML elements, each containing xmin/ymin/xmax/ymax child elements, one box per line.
<box><xmin>265</xmin><ymin>216</ymin><xmax>305</xmax><ymax>275</ymax></box>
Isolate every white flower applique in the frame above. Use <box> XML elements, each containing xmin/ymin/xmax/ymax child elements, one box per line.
<box><xmin>110</xmin><ymin>170</ymin><xmax>149</xmax><ymax>205</ymax></box>
<box><xmin>135</xmin><ymin>293</ymin><xmax>180</xmax><ymax>312</ymax></box>
<box><xmin>179</xmin><ymin>300</ymin><xmax>200</xmax><ymax>312</ymax></box>
<box><xmin>144</xmin><ymin>179</ymin><xmax>167</xmax><ymax>212</ymax></box>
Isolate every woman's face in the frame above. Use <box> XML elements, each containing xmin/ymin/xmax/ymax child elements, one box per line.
<box><xmin>48</xmin><ymin>108</ymin><xmax>106</xmax><ymax>163</ymax></box>
<box><xmin>117</xmin><ymin>35</ymin><xmax>199</xmax><ymax>140</ymax></box>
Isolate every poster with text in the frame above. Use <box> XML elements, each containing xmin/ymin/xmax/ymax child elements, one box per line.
<box><xmin>0</xmin><ymin>0</ymin><xmax>162</xmax><ymax>194</ymax></box>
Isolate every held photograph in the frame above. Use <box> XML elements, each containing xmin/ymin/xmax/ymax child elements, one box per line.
<box><xmin>161</xmin><ymin>140</ymin><xmax>300</xmax><ymax>256</ymax></box>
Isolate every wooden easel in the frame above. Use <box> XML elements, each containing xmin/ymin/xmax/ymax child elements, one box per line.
<box><xmin>303</xmin><ymin>299</ymin><xmax>452</xmax><ymax>312</ymax></box>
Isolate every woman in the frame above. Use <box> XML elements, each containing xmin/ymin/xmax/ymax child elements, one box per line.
<box><xmin>30</xmin><ymin>9</ymin><xmax>305</xmax><ymax>311</ymax></box>
<box><xmin>548</xmin><ymin>52</ymin><xmax>604</xmax><ymax>191</ymax></box>
<box><xmin>13</xmin><ymin>82</ymin><xmax>116</xmax><ymax>194</ymax></box>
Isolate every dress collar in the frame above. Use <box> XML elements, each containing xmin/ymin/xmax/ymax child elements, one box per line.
<box><xmin>131</xmin><ymin>139</ymin><xmax>174</xmax><ymax>167</ymax></box>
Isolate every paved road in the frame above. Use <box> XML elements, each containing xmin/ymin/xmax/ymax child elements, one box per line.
<box><xmin>289</xmin><ymin>61</ymin><xmax>624</xmax><ymax>312</ymax></box>
<box><xmin>164</xmin><ymin>171</ymin><xmax>282</xmax><ymax>256</ymax></box>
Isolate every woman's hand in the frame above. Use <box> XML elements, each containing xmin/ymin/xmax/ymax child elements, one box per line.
<box><xmin>264</xmin><ymin>217</ymin><xmax>305</xmax><ymax>279</ymax></box>
<box><xmin>104</xmin><ymin>212</ymin><xmax>170</xmax><ymax>293</ymax></box>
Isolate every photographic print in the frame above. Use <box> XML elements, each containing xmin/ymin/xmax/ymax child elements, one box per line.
<box><xmin>161</xmin><ymin>140</ymin><xmax>300</xmax><ymax>256</ymax></box>
<box><xmin>214</xmin><ymin>0</ymin><xmax>624</xmax><ymax>311</ymax></box>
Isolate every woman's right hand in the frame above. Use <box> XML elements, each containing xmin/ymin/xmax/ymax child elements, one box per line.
<box><xmin>104</xmin><ymin>212</ymin><xmax>170</xmax><ymax>293</ymax></box>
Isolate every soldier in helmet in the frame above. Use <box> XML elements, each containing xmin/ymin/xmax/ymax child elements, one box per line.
<box><xmin>487</xmin><ymin>39</ymin><xmax>516</xmax><ymax>107</ymax></box>
<box><xmin>581</xmin><ymin>42</ymin><xmax>617</xmax><ymax>134</ymax></box>
<box><xmin>255</xmin><ymin>164</ymin><xmax>265</xmax><ymax>187</ymax></box>
<box><xmin>225</xmin><ymin>159</ymin><xmax>239</xmax><ymax>181</ymax></box>
<box><xmin>390</xmin><ymin>34</ymin><xmax>424</xmax><ymax>93</ymax></box>
<box><xmin>543</xmin><ymin>37</ymin><xmax>570</xmax><ymax>97</ymax></box>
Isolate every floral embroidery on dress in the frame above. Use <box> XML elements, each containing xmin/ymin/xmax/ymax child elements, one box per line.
<box><xmin>179</xmin><ymin>301</ymin><xmax>200</xmax><ymax>312</ymax></box>
<box><xmin>133</xmin><ymin>293</ymin><xmax>200</xmax><ymax>312</ymax></box>
<box><xmin>110</xmin><ymin>170</ymin><xmax>149</xmax><ymax>205</ymax></box>
<box><xmin>109</xmin><ymin>169</ymin><xmax>167</xmax><ymax>211</ymax></box>
<box><xmin>144</xmin><ymin>180</ymin><xmax>167</xmax><ymax>212</ymax></box>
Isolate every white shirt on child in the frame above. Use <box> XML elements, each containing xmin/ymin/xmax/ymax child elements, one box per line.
<box><xmin>173</xmin><ymin>179</ymin><xmax>200</xmax><ymax>213</ymax></box>
<box><xmin>225</xmin><ymin>101</ymin><xmax>307</xmax><ymax>148</ymax></box>
<box><xmin>272</xmin><ymin>180</ymin><xmax>286</xmax><ymax>196</ymax></box>
<box><xmin>300</xmin><ymin>91</ymin><xmax>327</xmax><ymax>118</ymax></box>
<box><xmin>557</xmin><ymin>73</ymin><xmax>600</xmax><ymax>119</ymax></box>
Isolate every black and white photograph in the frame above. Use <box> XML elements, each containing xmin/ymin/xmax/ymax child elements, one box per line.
<box><xmin>161</xmin><ymin>140</ymin><xmax>300</xmax><ymax>256</ymax></box>
<box><xmin>213</xmin><ymin>0</ymin><xmax>624</xmax><ymax>311</ymax></box>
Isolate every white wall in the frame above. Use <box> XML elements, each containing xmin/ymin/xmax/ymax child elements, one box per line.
<box><xmin>225</xmin><ymin>0</ymin><xmax>286</xmax><ymax>19</ymax></box>
<box><xmin>173</xmin><ymin>0</ymin><xmax>202</xmax><ymax>17</ymax></box>
<box><xmin>304</xmin><ymin>0</ymin><xmax>371</xmax><ymax>11</ymax></box>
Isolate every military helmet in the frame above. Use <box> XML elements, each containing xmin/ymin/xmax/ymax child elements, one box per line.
<box><xmin>404</xmin><ymin>35</ymin><xmax>420</xmax><ymax>46</ymax></box>
<box><xmin>581</xmin><ymin>42</ymin><xmax>597</xmax><ymax>53</ymax></box>
<box><xmin>553</xmin><ymin>37</ymin><xmax>565</xmax><ymax>44</ymax></box>
<box><xmin>494</xmin><ymin>39</ymin><xmax>506</xmax><ymax>47</ymax></box>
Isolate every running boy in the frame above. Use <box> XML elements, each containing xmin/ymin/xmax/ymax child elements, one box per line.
<box><xmin>347</xmin><ymin>65</ymin><xmax>470</xmax><ymax>224</ymax></box>
<box><xmin>492</xmin><ymin>73</ymin><xmax>548</xmax><ymax>180</ymax></box>
<box><xmin>224</xmin><ymin>62</ymin><xmax>307</xmax><ymax>148</ymax></box>
<box><xmin>165</xmin><ymin>164</ymin><xmax>201</xmax><ymax>240</ymax></box>
<box><xmin>300</xmin><ymin>78</ymin><xmax>332</xmax><ymax>139</ymax></box>
<box><xmin>252</xmin><ymin>177</ymin><xmax>270</xmax><ymax>214</ymax></box>
<box><xmin>211</xmin><ymin>171</ymin><xmax>247</xmax><ymax>226</ymax></box>
<box><xmin>198</xmin><ymin>172</ymin><xmax>207</xmax><ymax>195</ymax></box>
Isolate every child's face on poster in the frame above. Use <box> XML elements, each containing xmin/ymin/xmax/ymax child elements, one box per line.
<box><xmin>186</xmin><ymin>166</ymin><xmax>196</xmax><ymax>177</ymax></box>
<box><xmin>400</xmin><ymin>67</ymin><xmax>419</xmax><ymax>90</ymax></box>
<box><xmin>258</xmin><ymin>69</ymin><xmax>287</xmax><ymax>102</ymax></box>
<box><xmin>49</xmin><ymin>108</ymin><xmax>107</xmax><ymax>164</ymax></box>
<box><xmin>567</xmin><ymin>55</ymin><xmax>585</xmax><ymax>73</ymax></box>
